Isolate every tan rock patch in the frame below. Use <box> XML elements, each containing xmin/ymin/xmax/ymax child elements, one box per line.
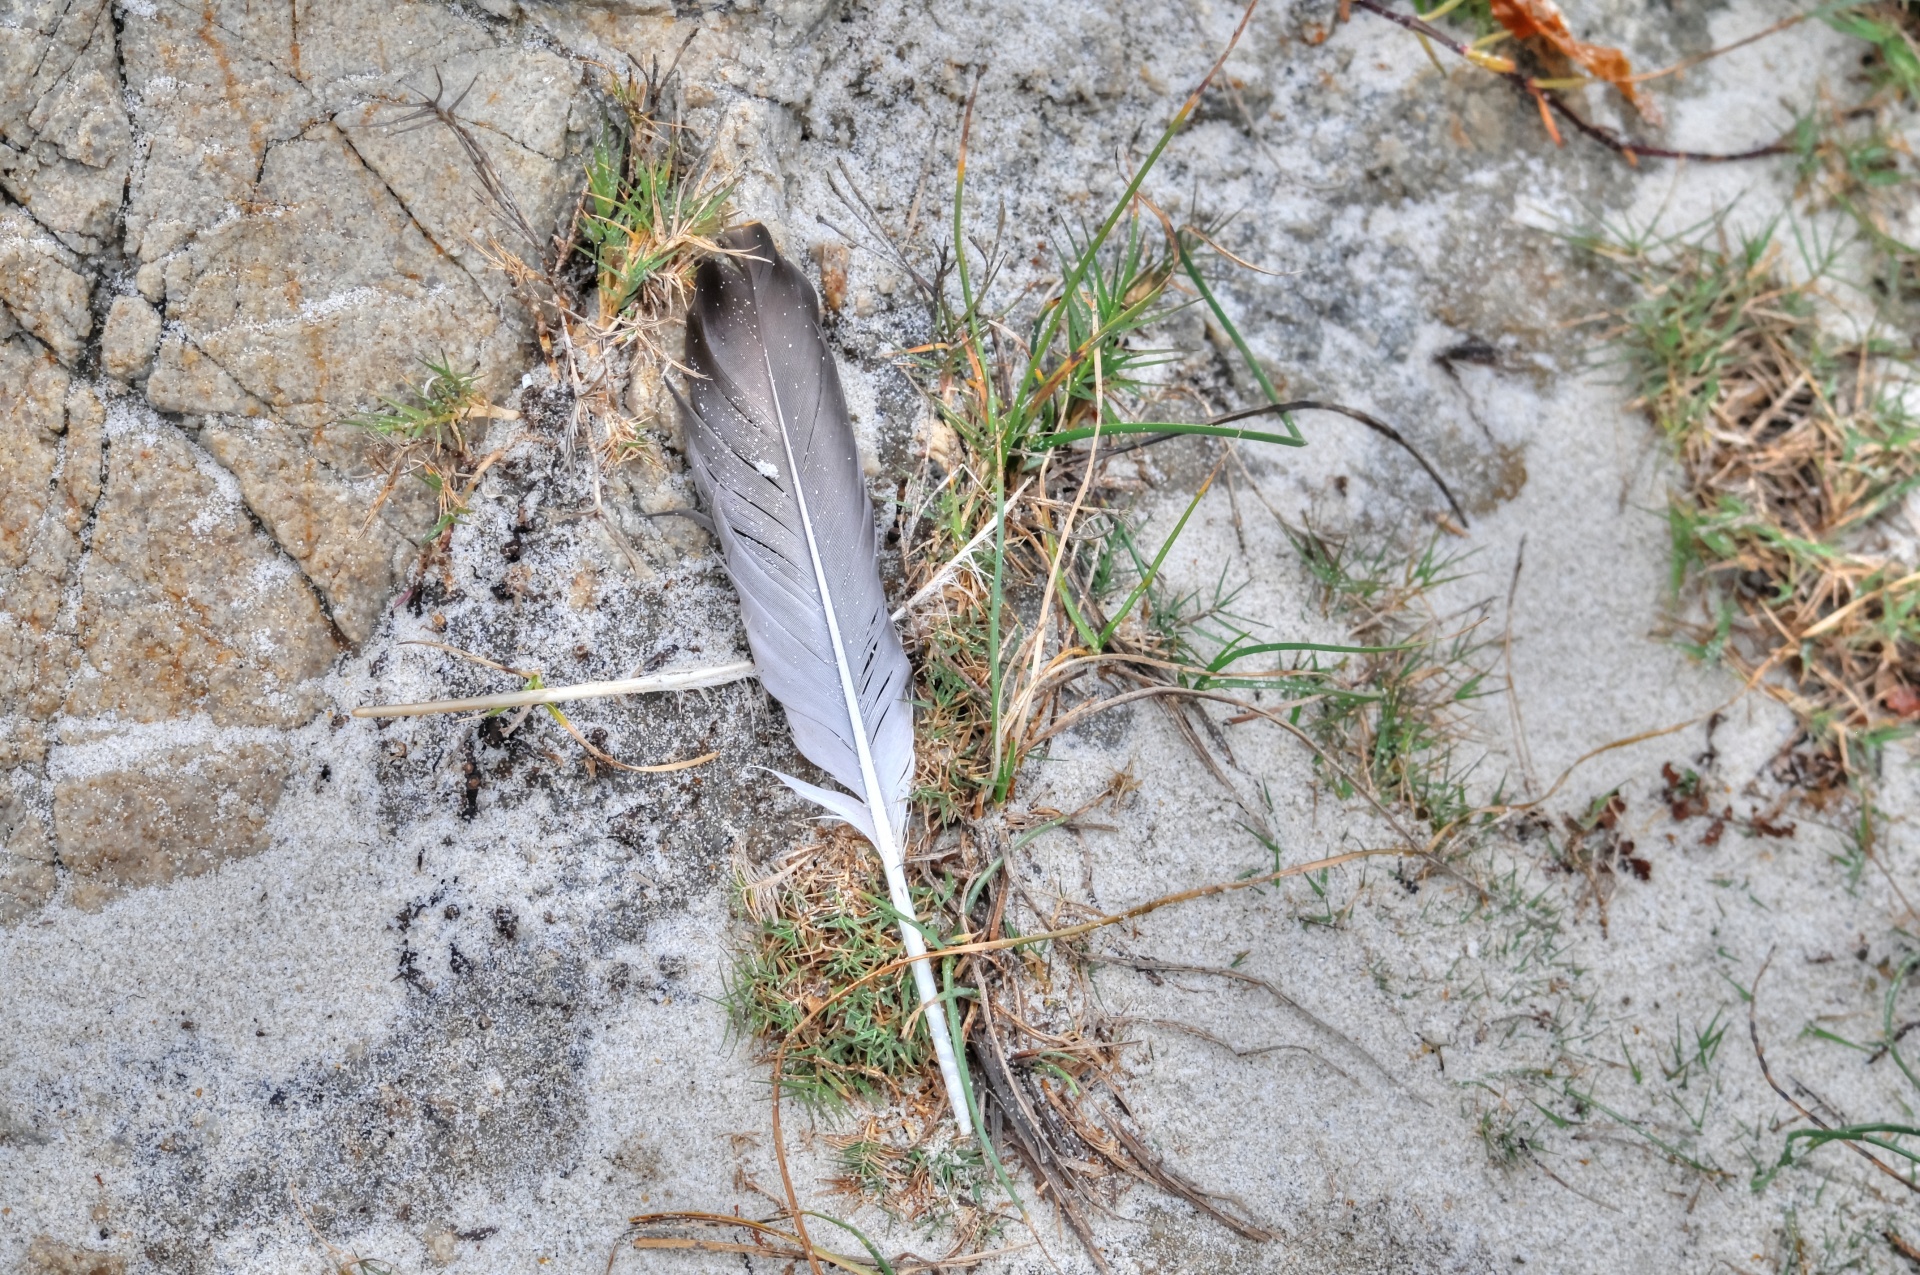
<box><xmin>0</xmin><ymin>341</ymin><xmax>87</xmax><ymax>723</ymax></box>
<box><xmin>0</xmin><ymin>208</ymin><xmax>93</xmax><ymax>365</ymax></box>
<box><xmin>24</xmin><ymin>1236</ymin><xmax>125</xmax><ymax>1275</ymax></box>
<box><xmin>0</xmin><ymin>788</ymin><xmax>55</xmax><ymax>926</ymax></box>
<box><xmin>53</xmin><ymin>743</ymin><xmax>291</xmax><ymax>905</ymax></box>
<box><xmin>199</xmin><ymin>417</ymin><xmax>431</xmax><ymax>646</ymax></box>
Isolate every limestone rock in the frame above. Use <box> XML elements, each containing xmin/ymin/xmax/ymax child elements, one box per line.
<box><xmin>0</xmin><ymin>208</ymin><xmax>93</xmax><ymax>365</ymax></box>
<box><xmin>101</xmin><ymin>296</ymin><xmax>163</xmax><ymax>384</ymax></box>
<box><xmin>120</xmin><ymin>0</ymin><xmax>592</xmax><ymax>425</ymax></box>
<box><xmin>53</xmin><ymin>743</ymin><xmax>290</xmax><ymax>906</ymax></box>
<box><xmin>156</xmin><ymin>122</ymin><xmax>524</xmax><ymax>429</ymax></box>
<box><xmin>331</xmin><ymin>45</ymin><xmax>590</xmax><ymax>308</ymax></box>
<box><xmin>0</xmin><ymin>0</ymin><xmax>603</xmax><ymax>934</ymax></box>
<box><xmin>118</xmin><ymin>3</ymin><xmax>321</xmax><ymax>266</ymax></box>
<box><xmin>0</xmin><ymin>721</ymin><xmax>47</xmax><ymax>769</ymax></box>
<box><xmin>62</xmin><ymin>382</ymin><xmax>105</xmax><ymax>529</ymax></box>
<box><xmin>0</xmin><ymin>339</ymin><xmax>67</xmax><ymax>572</ymax></box>
<box><xmin>63</xmin><ymin>422</ymin><xmax>340</xmax><ymax>728</ymax></box>
<box><xmin>145</xmin><ymin>339</ymin><xmax>268</xmax><ymax>418</ymax></box>
<box><xmin>0</xmin><ymin>786</ymin><xmax>55</xmax><ymax>926</ymax></box>
<box><xmin>0</xmin><ymin>339</ymin><xmax>82</xmax><ymax>723</ymax></box>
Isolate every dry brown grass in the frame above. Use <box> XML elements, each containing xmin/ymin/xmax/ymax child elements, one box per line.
<box><xmin>1601</xmin><ymin>224</ymin><xmax>1920</xmax><ymax>762</ymax></box>
<box><xmin>432</xmin><ymin>50</ymin><xmax>733</xmax><ymax>490</ymax></box>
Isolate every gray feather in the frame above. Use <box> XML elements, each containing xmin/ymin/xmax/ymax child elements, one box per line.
<box><xmin>678</xmin><ymin>224</ymin><xmax>971</xmax><ymax>1133</ymax></box>
<box><xmin>679</xmin><ymin>223</ymin><xmax>914</xmax><ymax>839</ymax></box>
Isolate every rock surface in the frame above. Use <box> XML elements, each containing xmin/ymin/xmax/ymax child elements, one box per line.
<box><xmin>0</xmin><ymin>0</ymin><xmax>601</xmax><ymax>929</ymax></box>
<box><xmin>0</xmin><ymin>1</ymin><xmax>1887</xmax><ymax>1273</ymax></box>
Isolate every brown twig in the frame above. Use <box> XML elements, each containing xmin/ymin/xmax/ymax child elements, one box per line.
<box><xmin>1349</xmin><ymin>0</ymin><xmax>1789</xmax><ymax>164</ymax></box>
<box><xmin>1109</xmin><ymin>398</ymin><xmax>1470</xmax><ymax>528</ymax></box>
<box><xmin>1095</xmin><ymin>955</ymin><xmax>1400</xmax><ymax>1086</ymax></box>
<box><xmin>1106</xmin><ymin>1014</ymin><xmax>1356</xmax><ymax>1080</ymax></box>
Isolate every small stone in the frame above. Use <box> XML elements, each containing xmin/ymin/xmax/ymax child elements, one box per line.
<box><xmin>161</xmin><ymin>254</ymin><xmax>192</xmax><ymax>307</ymax></box>
<box><xmin>423</xmin><ymin>1229</ymin><xmax>457</xmax><ymax>1266</ymax></box>
<box><xmin>24</xmin><ymin>1236</ymin><xmax>124</xmax><ymax>1275</ymax></box>
<box><xmin>100</xmin><ymin>296</ymin><xmax>162</xmax><ymax>383</ymax></box>
<box><xmin>134</xmin><ymin>260</ymin><xmax>166</xmax><ymax>304</ymax></box>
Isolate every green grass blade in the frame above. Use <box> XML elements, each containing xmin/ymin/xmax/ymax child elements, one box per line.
<box><xmin>798</xmin><ymin>1212</ymin><xmax>897</xmax><ymax>1275</ymax></box>
<box><xmin>1097</xmin><ymin>473</ymin><xmax>1215</xmax><ymax>650</ymax></box>
<box><xmin>1177</xmin><ymin>236</ymin><xmax>1300</xmax><ymax>437</ymax></box>
<box><xmin>1207</xmin><ymin>639</ymin><xmax>1419</xmax><ymax>671</ymax></box>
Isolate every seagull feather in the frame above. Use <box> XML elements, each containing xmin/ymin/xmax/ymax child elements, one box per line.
<box><xmin>679</xmin><ymin>223</ymin><xmax>972</xmax><ymax>1134</ymax></box>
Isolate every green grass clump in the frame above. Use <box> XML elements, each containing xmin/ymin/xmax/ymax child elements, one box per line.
<box><xmin>1473</xmin><ymin>1102</ymin><xmax>1538</xmax><ymax>1169</ymax></box>
<box><xmin>1587</xmin><ymin>218</ymin><xmax>1920</xmax><ymax>758</ymax></box>
<box><xmin>1410</xmin><ymin>0</ymin><xmax>1497</xmax><ymax>37</ymax></box>
<box><xmin>1824</xmin><ymin>4</ymin><xmax>1920</xmax><ymax>102</ymax></box>
<box><xmin>579</xmin><ymin>136</ymin><xmax>730</xmax><ymax>320</ymax></box>
<box><xmin>886</xmin><ymin>71</ymin><xmax>1320</xmax><ymax>814</ymax></box>
<box><xmin>347</xmin><ymin>356</ymin><xmax>492</xmax><ymax>537</ymax></box>
<box><xmin>829</xmin><ymin>1131</ymin><xmax>994</xmax><ymax>1234</ymax></box>
<box><xmin>1286</xmin><ymin>526</ymin><xmax>1491</xmax><ymax>832</ymax></box>
<box><xmin>348</xmin><ymin>356</ymin><xmax>482</xmax><ymax>448</ymax></box>
<box><xmin>725</xmin><ymin>830</ymin><xmax>937</xmax><ymax>1110</ymax></box>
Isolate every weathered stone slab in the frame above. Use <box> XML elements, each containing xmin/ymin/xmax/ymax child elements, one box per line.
<box><xmin>155</xmin><ymin>121</ymin><xmax>520</xmax><ymax>428</ymax></box>
<box><xmin>0</xmin><ymin>786</ymin><xmax>55</xmax><ymax>926</ymax></box>
<box><xmin>199</xmin><ymin>417</ymin><xmax>428</xmax><ymax>645</ymax></box>
<box><xmin>23</xmin><ymin>1235</ymin><xmax>126</xmax><ymax>1275</ymax></box>
<box><xmin>0</xmin><ymin>208</ymin><xmax>92</xmax><ymax>364</ymax></box>
<box><xmin>0</xmin><ymin>339</ymin><xmax>81</xmax><ymax>723</ymax></box>
<box><xmin>0</xmin><ymin>0</ymin><xmax>130</xmax><ymax>255</ymax></box>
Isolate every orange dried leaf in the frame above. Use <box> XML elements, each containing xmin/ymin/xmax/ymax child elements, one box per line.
<box><xmin>1488</xmin><ymin>0</ymin><xmax>1661</xmax><ymax>124</ymax></box>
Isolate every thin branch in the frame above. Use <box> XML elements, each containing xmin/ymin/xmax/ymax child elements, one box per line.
<box><xmin>352</xmin><ymin>659</ymin><xmax>757</xmax><ymax>717</ymax></box>
<box><xmin>1350</xmin><ymin>0</ymin><xmax>1790</xmax><ymax>164</ymax></box>
<box><xmin>1100</xmin><ymin>399</ymin><xmax>1469</xmax><ymax>527</ymax></box>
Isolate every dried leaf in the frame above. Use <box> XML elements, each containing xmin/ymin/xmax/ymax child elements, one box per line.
<box><xmin>1489</xmin><ymin>0</ymin><xmax>1660</xmax><ymax>124</ymax></box>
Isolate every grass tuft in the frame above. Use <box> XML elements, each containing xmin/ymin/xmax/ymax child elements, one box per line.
<box><xmin>725</xmin><ymin>827</ymin><xmax>937</xmax><ymax>1110</ymax></box>
<box><xmin>349</xmin><ymin>356</ymin><xmax>503</xmax><ymax>539</ymax></box>
<box><xmin>1589</xmin><ymin>219</ymin><xmax>1920</xmax><ymax>764</ymax></box>
<box><xmin>1286</xmin><ymin>524</ymin><xmax>1493</xmax><ymax>834</ymax></box>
